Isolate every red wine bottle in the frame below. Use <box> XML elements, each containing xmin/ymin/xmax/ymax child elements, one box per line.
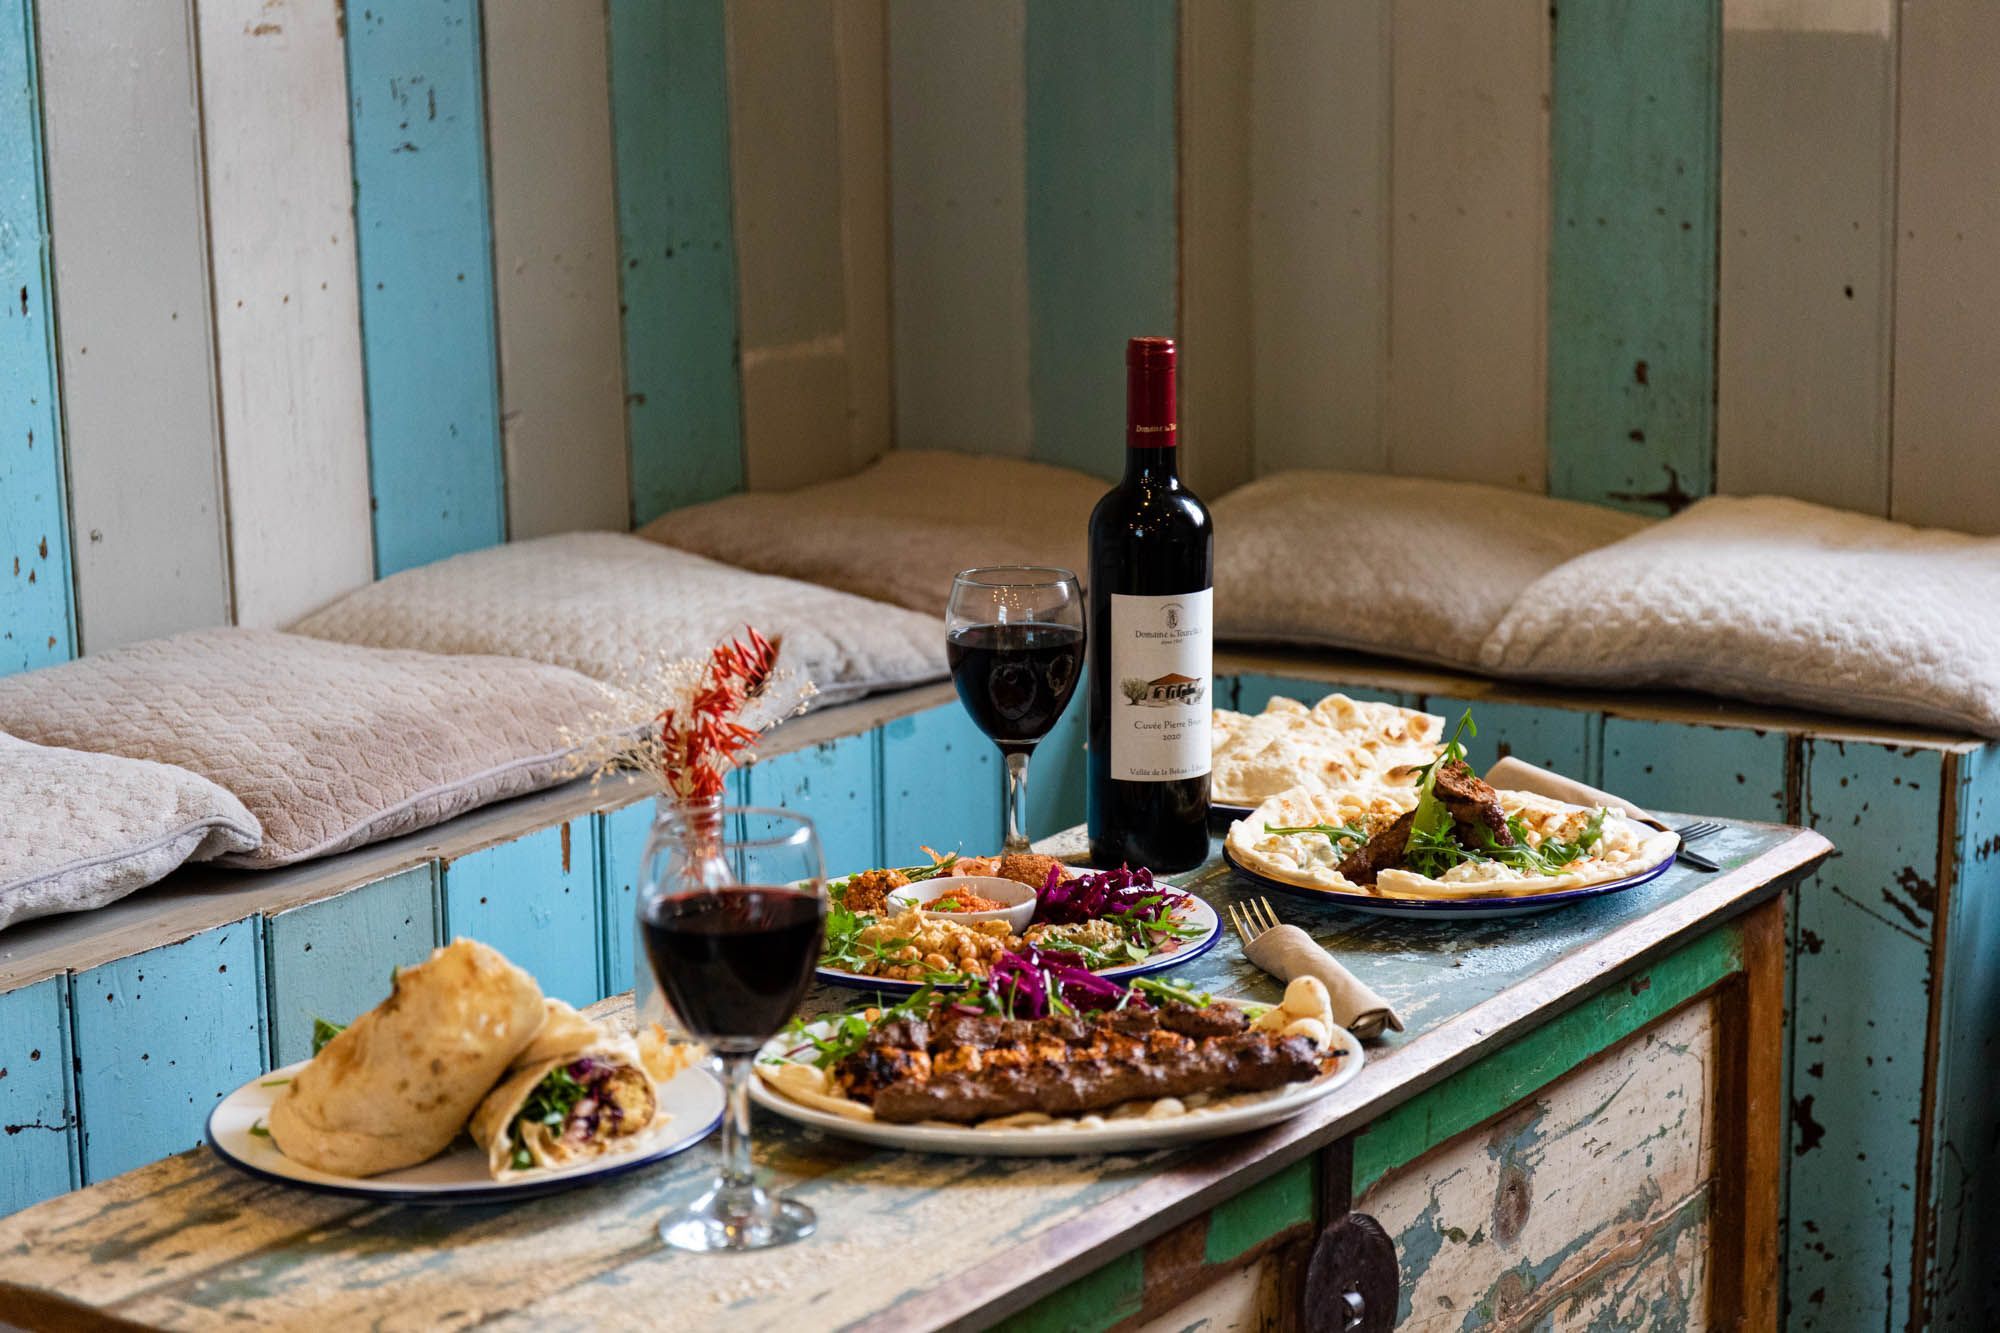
<box><xmin>1087</xmin><ymin>337</ymin><xmax>1213</xmax><ymax>872</ymax></box>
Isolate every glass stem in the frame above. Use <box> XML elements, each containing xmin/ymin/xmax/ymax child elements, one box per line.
<box><xmin>1003</xmin><ymin>749</ymin><xmax>1032</xmax><ymax>853</ymax></box>
<box><xmin>719</xmin><ymin>1052</ymin><xmax>755</xmax><ymax>1190</ymax></box>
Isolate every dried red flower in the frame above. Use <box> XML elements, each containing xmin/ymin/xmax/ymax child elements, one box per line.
<box><xmin>656</xmin><ymin>627</ymin><xmax>785</xmax><ymax>800</ymax></box>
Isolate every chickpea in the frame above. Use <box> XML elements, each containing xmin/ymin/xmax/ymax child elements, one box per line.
<box><xmin>923</xmin><ymin>951</ymin><xmax>951</xmax><ymax>971</ymax></box>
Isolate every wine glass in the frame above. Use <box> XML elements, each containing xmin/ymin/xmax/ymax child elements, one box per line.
<box><xmin>638</xmin><ymin>806</ymin><xmax>826</xmax><ymax>1252</ymax></box>
<box><xmin>946</xmin><ymin>566</ymin><xmax>1086</xmax><ymax>853</ymax></box>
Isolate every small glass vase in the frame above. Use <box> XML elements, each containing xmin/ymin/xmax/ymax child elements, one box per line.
<box><xmin>633</xmin><ymin>794</ymin><xmax>729</xmax><ymax>1031</ymax></box>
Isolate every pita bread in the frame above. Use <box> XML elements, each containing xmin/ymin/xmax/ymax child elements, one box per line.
<box><xmin>1212</xmin><ymin>693</ymin><xmax>1442</xmax><ymax>807</ymax></box>
<box><xmin>470</xmin><ymin>1000</ymin><xmax>674</xmax><ymax>1179</ymax></box>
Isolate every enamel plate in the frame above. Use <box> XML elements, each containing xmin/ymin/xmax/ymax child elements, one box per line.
<box><xmin>748</xmin><ymin>1008</ymin><xmax>1363</xmax><ymax>1156</ymax></box>
<box><xmin>815</xmin><ymin>886</ymin><xmax>1224</xmax><ymax>994</ymax></box>
<box><xmin>207</xmin><ymin>1059</ymin><xmax>724</xmax><ymax>1204</ymax></box>
<box><xmin>1222</xmin><ymin>844</ymin><xmax>1680</xmax><ymax>920</ymax></box>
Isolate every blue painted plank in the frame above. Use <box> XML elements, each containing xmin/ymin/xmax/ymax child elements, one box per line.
<box><xmin>0</xmin><ymin>977</ymin><xmax>76</xmax><ymax>1216</ymax></box>
<box><xmin>345</xmin><ymin>0</ymin><xmax>505</xmax><ymax>574</ymax></box>
<box><xmin>744</xmin><ymin>734</ymin><xmax>881</xmax><ymax>878</ymax></box>
<box><xmin>0</xmin><ymin>0</ymin><xmax>71</xmax><ymax>674</ymax></box>
<box><xmin>1547</xmin><ymin>0</ymin><xmax>1720</xmax><ymax>512</ymax></box>
<box><xmin>881</xmin><ymin>704</ymin><xmax>1002</xmax><ymax>863</ymax></box>
<box><xmin>1024</xmin><ymin>0</ymin><xmax>1177</xmax><ymax>477</ymax></box>
<box><xmin>1230</xmin><ymin>673</ymin><xmax>1418</xmax><ymax>715</ymax></box>
<box><xmin>70</xmin><ymin>921</ymin><xmax>265</xmax><ymax>1183</ymax></box>
<box><xmin>443</xmin><ymin>822</ymin><xmax>601</xmax><ymax>1009</ymax></box>
<box><xmin>263</xmin><ymin>866</ymin><xmax>441</xmax><ymax>1066</ymax></box>
<box><xmin>606</xmin><ymin>0</ymin><xmax>744</xmax><ymax>524</ymax></box>
<box><xmin>1788</xmin><ymin>739</ymin><xmax>1941</xmax><ymax>1329</ymax></box>
<box><xmin>599</xmin><ymin>796</ymin><xmax>659</xmax><ymax>1004</ymax></box>
<box><xmin>1926</xmin><ymin>744</ymin><xmax>2000</xmax><ymax>1327</ymax></box>
<box><xmin>1024</xmin><ymin>667</ymin><xmax>1088</xmax><ymax>844</ymax></box>
<box><xmin>1600</xmin><ymin>716</ymin><xmax>1789</xmax><ymax>822</ymax></box>
<box><xmin>1422</xmin><ymin>695</ymin><xmax>1594</xmax><ymax>781</ymax></box>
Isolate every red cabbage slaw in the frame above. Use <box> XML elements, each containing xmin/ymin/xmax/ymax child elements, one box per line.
<box><xmin>1033</xmin><ymin>864</ymin><xmax>1189</xmax><ymax>927</ymax></box>
<box><xmin>986</xmin><ymin>942</ymin><xmax>1140</xmax><ymax>1019</ymax></box>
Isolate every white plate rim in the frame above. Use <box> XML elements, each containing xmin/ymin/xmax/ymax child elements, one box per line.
<box><xmin>205</xmin><ymin>1057</ymin><xmax>725</xmax><ymax>1203</ymax></box>
<box><xmin>748</xmin><ymin>1004</ymin><xmax>1364</xmax><ymax>1155</ymax></box>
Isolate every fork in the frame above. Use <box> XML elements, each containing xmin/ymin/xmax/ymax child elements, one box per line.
<box><xmin>1672</xmin><ymin>820</ymin><xmax>1725</xmax><ymax>873</ymax></box>
<box><xmin>1227</xmin><ymin>896</ymin><xmax>1285</xmax><ymax>947</ymax></box>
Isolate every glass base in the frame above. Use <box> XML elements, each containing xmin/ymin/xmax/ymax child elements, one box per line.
<box><xmin>659</xmin><ymin>1178</ymin><xmax>816</xmax><ymax>1253</ymax></box>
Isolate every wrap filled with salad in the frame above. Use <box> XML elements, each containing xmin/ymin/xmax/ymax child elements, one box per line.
<box><xmin>268</xmin><ymin>938</ymin><xmax>546</xmax><ymax>1177</ymax></box>
<box><xmin>469</xmin><ymin>1001</ymin><xmax>675</xmax><ymax>1177</ymax></box>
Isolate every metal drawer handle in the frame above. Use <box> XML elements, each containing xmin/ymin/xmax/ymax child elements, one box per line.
<box><xmin>1303</xmin><ymin>1212</ymin><xmax>1397</xmax><ymax>1333</ymax></box>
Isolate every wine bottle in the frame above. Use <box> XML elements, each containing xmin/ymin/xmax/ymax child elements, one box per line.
<box><xmin>1087</xmin><ymin>336</ymin><xmax>1214</xmax><ymax>872</ymax></box>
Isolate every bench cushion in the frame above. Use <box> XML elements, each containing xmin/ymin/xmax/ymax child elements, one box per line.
<box><xmin>638</xmin><ymin>450</ymin><xmax>1101</xmax><ymax>614</ymax></box>
<box><xmin>1213</xmin><ymin>471</ymin><xmax>1648</xmax><ymax>668</ymax></box>
<box><xmin>0</xmin><ymin>630</ymin><xmax>611</xmax><ymax>867</ymax></box>
<box><xmin>0</xmin><ymin>733</ymin><xmax>261</xmax><ymax>931</ymax></box>
<box><xmin>290</xmin><ymin>533</ymin><xmax>944</xmax><ymax>709</ymax></box>
<box><xmin>1480</xmin><ymin>495</ymin><xmax>2000</xmax><ymax>735</ymax></box>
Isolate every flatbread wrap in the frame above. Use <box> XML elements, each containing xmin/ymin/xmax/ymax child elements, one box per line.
<box><xmin>470</xmin><ymin>1001</ymin><xmax>673</xmax><ymax>1178</ymax></box>
<box><xmin>268</xmin><ymin>938</ymin><xmax>546</xmax><ymax>1177</ymax></box>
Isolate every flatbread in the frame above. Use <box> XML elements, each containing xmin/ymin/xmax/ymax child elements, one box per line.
<box><xmin>1230</xmin><ymin>786</ymin><xmax>1677</xmax><ymax>900</ymax></box>
<box><xmin>1212</xmin><ymin>693</ymin><xmax>1442</xmax><ymax>807</ymax></box>
<box><xmin>470</xmin><ymin>1000</ymin><xmax>674</xmax><ymax>1179</ymax></box>
<box><xmin>268</xmin><ymin>938</ymin><xmax>545</xmax><ymax>1177</ymax></box>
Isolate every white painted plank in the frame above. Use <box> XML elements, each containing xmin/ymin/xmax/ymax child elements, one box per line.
<box><xmin>728</xmin><ymin>0</ymin><xmax>868</xmax><ymax>491</ymax></box>
<box><xmin>1250</xmin><ymin>0</ymin><xmax>1389</xmax><ymax>477</ymax></box>
<box><xmin>1386</xmin><ymin>0</ymin><xmax>1548</xmax><ymax>491</ymax></box>
<box><xmin>199</xmin><ymin>0</ymin><xmax>374</xmax><ymax>627</ymax></box>
<box><xmin>1891</xmin><ymin>0</ymin><xmax>2000</xmax><ymax>535</ymax></box>
<box><xmin>483</xmin><ymin>0</ymin><xmax>630</xmax><ymax>538</ymax></box>
<box><xmin>833</xmin><ymin>0</ymin><xmax>893</xmax><ymax>464</ymax></box>
<box><xmin>1716</xmin><ymin>0</ymin><xmax>1894</xmax><ymax>515</ymax></box>
<box><xmin>39</xmin><ymin>0</ymin><xmax>231</xmax><ymax>650</ymax></box>
<box><xmin>887</xmin><ymin>0</ymin><xmax>1031</xmax><ymax>457</ymax></box>
<box><xmin>1178</xmin><ymin>0</ymin><xmax>1253</xmax><ymax>500</ymax></box>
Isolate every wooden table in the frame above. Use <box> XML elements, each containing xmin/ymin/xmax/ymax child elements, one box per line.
<box><xmin>0</xmin><ymin>819</ymin><xmax>1826</xmax><ymax>1332</ymax></box>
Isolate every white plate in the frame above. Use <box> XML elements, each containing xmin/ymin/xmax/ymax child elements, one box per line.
<box><xmin>207</xmin><ymin>1058</ymin><xmax>725</xmax><ymax>1203</ymax></box>
<box><xmin>748</xmin><ymin>1007</ymin><xmax>1363</xmax><ymax>1155</ymax></box>
<box><xmin>816</xmin><ymin>889</ymin><xmax>1224</xmax><ymax>994</ymax></box>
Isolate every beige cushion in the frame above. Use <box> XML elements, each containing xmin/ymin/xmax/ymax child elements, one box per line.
<box><xmin>0</xmin><ymin>732</ymin><xmax>262</xmax><ymax>931</ymax></box>
<box><xmin>639</xmin><ymin>450</ymin><xmax>1102</xmax><ymax>614</ymax></box>
<box><xmin>291</xmin><ymin>532</ymin><xmax>945</xmax><ymax>709</ymax></box>
<box><xmin>1212</xmin><ymin>471</ymin><xmax>1649</xmax><ymax>669</ymax></box>
<box><xmin>1480</xmin><ymin>495</ymin><xmax>2000</xmax><ymax>735</ymax></box>
<box><xmin>0</xmin><ymin>629</ymin><xmax>612</xmax><ymax>867</ymax></box>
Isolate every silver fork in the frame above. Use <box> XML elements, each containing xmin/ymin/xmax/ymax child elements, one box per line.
<box><xmin>1672</xmin><ymin>820</ymin><xmax>1725</xmax><ymax>872</ymax></box>
<box><xmin>1226</xmin><ymin>895</ymin><xmax>1285</xmax><ymax>947</ymax></box>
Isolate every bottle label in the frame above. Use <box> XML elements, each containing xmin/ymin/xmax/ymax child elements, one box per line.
<box><xmin>1108</xmin><ymin>589</ymin><xmax>1213</xmax><ymax>781</ymax></box>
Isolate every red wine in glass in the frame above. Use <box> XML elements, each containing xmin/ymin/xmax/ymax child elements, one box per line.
<box><xmin>641</xmin><ymin>889</ymin><xmax>824</xmax><ymax>1054</ymax></box>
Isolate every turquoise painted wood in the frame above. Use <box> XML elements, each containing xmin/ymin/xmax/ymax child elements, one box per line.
<box><xmin>0</xmin><ymin>0</ymin><xmax>71</xmax><ymax>675</ymax></box>
<box><xmin>1023</xmin><ymin>671</ymin><xmax>1088</xmax><ymax>848</ymax></box>
<box><xmin>744</xmin><ymin>734</ymin><xmax>880</xmax><ymax>877</ymax></box>
<box><xmin>345</xmin><ymin>0</ymin><xmax>505</xmax><ymax>575</ymax></box>
<box><xmin>1023</xmin><ymin>0</ymin><xmax>1177</xmax><ymax>478</ymax></box>
<box><xmin>1548</xmin><ymin>0</ymin><xmax>1720</xmax><ymax>513</ymax></box>
<box><xmin>606</xmin><ymin>0</ymin><xmax>744</xmax><ymax>525</ymax></box>
<box><xmin>1422</xmin><ymin>695</ymin><xmax>1596</xmax><ymax>781</ymax></box>
<box><xmin>1228</xmin><ymin>672</ymin><xmax>1418</xmax><ymax>715</ymax></box>
<box><xmin>881</xmin><ymin>703</ymin><xmax>1002</xmax><ymax>862</ymax></box>
<box><xmin>597</xmin><ymin>797</ymin><xmax>656</xmax><ymax>1005</ymax></box>
<box><xmin>263</xmin><ymin>867</ymin><xmax>440</xmax><ymax>1066</ymax></box>
<box><xmin>69</xmin><ymin>921</ymin><xmax>264</xmax><ymax>1183</ymax></box>
<box><xmin>1788</xmin><ymin>739</ymin><xmax>1940</xmax><ymax>1329</ymax></box>
<box><xmin>1925</xmin><ymin>746</ymin><xmax>2000</xmax><ymax>1327</ymax></box>
<box><xmin>1601</xmin><ymin>716</ymin><xmax>1790</xmax><ymax>822</ymax></box>
<box><xmin>442</xmin><ymin>823</ymin><xmax>601</xmax><ymax>1009</ymax></box>
<box><xmin>0</xmin><ymin>978</ymin><xmax>75</xmax><ymax>1217</ymax></box>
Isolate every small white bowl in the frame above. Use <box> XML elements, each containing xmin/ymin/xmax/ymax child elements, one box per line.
<box><xmin>887</xmin><ymin>875</ymin><xmax>1038</xmax><ymax>935</ymax></box>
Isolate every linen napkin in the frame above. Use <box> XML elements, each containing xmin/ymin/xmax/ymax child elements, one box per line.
<box><xmin>1482</xmin><ymin>756</ymin><xmax>1664</xmax><ymax>831</ymax></box>
<box><xmin>1243</xmin><ymin>925</ymin><xmax>1403</xmax><ymax>1040</ymax></box>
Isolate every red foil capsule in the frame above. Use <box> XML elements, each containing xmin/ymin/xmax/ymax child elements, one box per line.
<box><xmin>1125</xmin><ymin>336</ymin><xmax>1177</xmax><ymax>448</ymax></box>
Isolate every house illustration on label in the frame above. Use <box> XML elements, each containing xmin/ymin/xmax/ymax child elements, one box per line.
<box><xmin>1120</xmin><ymin>672</ymin><xmax>1207</xmax><ymax>707</ymax></box>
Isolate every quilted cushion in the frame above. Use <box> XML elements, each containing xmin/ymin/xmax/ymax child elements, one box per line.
<box><xmin>290</xmin><ymin>533</ymin><xmax>945</xmax><ymax>709</ymax></box>
<box><xmin>1213</xmin><ymin>471</ymin><xmax>1649</xmax><ymax>668</ymax></box>
<box><xmin>0</xmin><ymin>733</ymin><xmax>261</xmax><ymax>931</ymax></box>
<box><xmin>1480</xmin><ymin>495</ymin><xmax>2000</xmax><ymax>735</ymax></box>
<box><xmin>0</xmin><ymin>630</ymin><xmax>614</xmax><ymax>867</ymax></box>
<box><xmin>639</xmin><ymin>450</ymin><xmax>1102</xmax><ymax>614</ymax></box>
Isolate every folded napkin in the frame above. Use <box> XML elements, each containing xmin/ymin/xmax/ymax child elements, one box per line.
<box><xmin>1482</xmin><ymin>756</ymin><xmax>1663</xmax><ymax>830</ymax></box>
<box><xmin>1243</xmin><ymin>924</ymin><xmax>1403</xmax><ymax>1040</ymax></box>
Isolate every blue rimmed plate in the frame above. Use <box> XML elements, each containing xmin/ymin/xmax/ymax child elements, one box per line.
<box><xmin>1222</xmin><ymin>844</ymin><xmax>1680</xmax><ymax>920</ymax></box>
<box><xmin>815</xmin><ymin>886</ymin><xmax>1224</xmax><ymax>994</ymax></box>
<box><xmin>206</xmin><ymin>1059</ymin><xmax>724</xmax><ymax>1205</ymax></box>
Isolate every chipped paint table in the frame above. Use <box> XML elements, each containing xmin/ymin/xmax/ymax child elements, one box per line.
<box><xmin>0</xmin><ymin>819</ymin><xmax>1826</xmax><ymax>1332</ymax></box>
